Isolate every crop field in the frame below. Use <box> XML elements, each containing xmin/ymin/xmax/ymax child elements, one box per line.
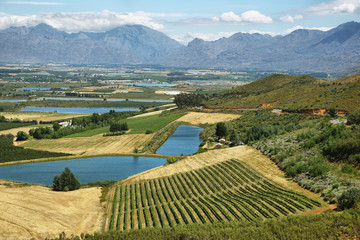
<box><xmin>19</xmin><ymin>133</ymin><xmax>153</xmax><ymax>156</ymax></box>
<box><xmin>65</xmin><ymin>112</ymin><xmax>185</xmax><ymax>137</ymax></box>
<box><xmin>105</xmin><ymin>159</ymin><xmax>321</xmax><ymax>231</ymax></box>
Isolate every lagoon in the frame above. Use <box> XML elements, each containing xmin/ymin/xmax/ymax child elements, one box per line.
<box><xmin>16</xmin><ymin>87</ymin><xmax>67</xmax><ymax>91</ymax></box>
<box><xmin>20</xmin><ymin>106</ymin><xmax>139</xmax><ymax>114</ymax></box>
<box><xmin>156</xmin><ymin>125</ymin><xmax>203</xmax><ymax>156</ymax></box>
<box><xmin>0</xmin><ymin>156</ymin><xmax>166</xmax><ymax>186</ymax></box>
<box><xmin>35</xmin><ymin>97</ymin><xmax>172</xmax><ymax>103</ymax></box>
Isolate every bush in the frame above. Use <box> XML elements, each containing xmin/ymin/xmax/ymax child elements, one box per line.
<box><xmin>16</xmin><ymin>131</ymin><xmax>29</xmax><ymax>141</ymax></box>
<box><xmin>337</xmin><ymin>187</ymin><xmax>360</xmax><ymax>209</ymax></box>
<box><xmin>53</xmin><ymin>167</ymin><xmax>81</xmax><ymax>191</ymax></box>
<box><xmin>347</xmin><ymin>109</ymin><xmax>360</xmax><ymax>125</ymax></box>
<box><xmin>110</xmin><ymin>122</ymin><xmax>128</xmax><ymax>132</ymax></box>
<box><xmin>145</xmin><ymin>129</ymin><xmax>154</xmax><ymax>134</ymax></box>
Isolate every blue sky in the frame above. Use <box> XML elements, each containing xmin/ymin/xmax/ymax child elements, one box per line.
<box><xmin>0</xmin><ymin>0</ymin><xmax>359</xmax><ymax>44</ymax></box>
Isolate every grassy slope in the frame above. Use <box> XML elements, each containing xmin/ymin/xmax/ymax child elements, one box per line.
<box><xmin>205</xmin><ymin>74</ymin><xmax>360</xmax><ymax>111</ymax></box>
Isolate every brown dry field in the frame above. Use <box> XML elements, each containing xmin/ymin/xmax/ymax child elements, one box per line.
<box><xmin>124</xmin><ymin>145</ymin><xmax>321</xmax><ymax>200</ymax></box>
<box><xmin>2</xmin><ymin>112</ymin><xmax>88</xmax><ymax>122</ymax></box>
<box><xmin>0</xmin><ymin>182</ymin><xmax>103</xmax><ymax>240</ymax></box>
<box><xmin>18</xmin><ymin>133</ymin><xmax>153</xmax><ymax>156</ymax></box>
<box><xmin>175</xmin><ymin>112</ymin><xmax>240</xmax><ymax>125</ymax></box>
<box><xmin>0</xmin><ymin>125</ymin><xmax>49</xmax><ymax>136</ymax></box>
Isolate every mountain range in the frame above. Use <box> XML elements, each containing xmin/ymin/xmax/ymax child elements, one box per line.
<box><xmin>0</xmin><ymin>21</ymin><xmax>360</xmax><ymax>72</ymax></box>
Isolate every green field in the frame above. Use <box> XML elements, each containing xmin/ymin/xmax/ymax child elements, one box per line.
<box><xmin>107</xmin><ymin>159</ymin><xmax>321</xmax><ymax>231</ymax></box>
<box><xmin>0</xmin><ymin>134</ymin><xmax>70</xmax><ymax>163</ymax></box>
<box><xmin>65</xmin><ymin>113</ymin><xmax>186</xmax><ymax>137</ymax></box>
<box><xmin>0</xmin><ymin>122</ymin><xmax>35</xmax><ymax>131</ymax></box>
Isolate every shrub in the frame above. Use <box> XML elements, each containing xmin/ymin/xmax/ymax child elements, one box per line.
<box><xmin>53</xmin><ymin>167</ymin><xmax>81</xmax><ymax>191</ymax></box>
<box><xmin>347</xmin><ymin>109</ymin><xmax>360</xmax><ymax>125</ymax></box>
<box><xmin>337</xmin><ymin>187</ymin><xmax>360</xmax><ymax>209</ymax></box>
<box><xmin>16</xmin><ymin>131</ymin><xmax>29</xmax><ymax>141</ymax></box>
<box><xmin>145</xmin><ymin>129</ymin><xmax>154</xmax><ymax>134</ymax></box>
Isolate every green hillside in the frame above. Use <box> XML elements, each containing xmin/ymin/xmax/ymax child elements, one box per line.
<box><xmin>205</xmin><ymin>74</ymin><xmax>360</xmax><ymax>112</ymax></box>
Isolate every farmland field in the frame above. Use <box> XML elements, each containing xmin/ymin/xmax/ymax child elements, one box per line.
<box><xmin>105</xmin><ymin>158</ymin><xmax>322</xmax><ymax>231</ymax></box>
<box><xmin>19</xmin><ymin>133</ymin><xmax>153</xmax><ymax>156</ymax></box>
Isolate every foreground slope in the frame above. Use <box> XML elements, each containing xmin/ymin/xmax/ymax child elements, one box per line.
<box><xmin>0</xmin><ymin>182</ymin><xmax>102</xmax><ymax>240</ymax></box>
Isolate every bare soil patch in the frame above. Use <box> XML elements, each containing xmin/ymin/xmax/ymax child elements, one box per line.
<box><xmin>175</xmin><ymin>112</ymin><xmax>240</xmax><ymax>125</ymax></box>
<box><xmin>0</xmin><ymin>184</ymin><xmax>102</xmax><ymax>240</ymax></box>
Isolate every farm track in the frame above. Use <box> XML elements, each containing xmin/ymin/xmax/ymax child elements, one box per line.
<box><xmin>106</xmin><ymin>159</ymin><xmax>322</xmax><ymax>231</ymax></box>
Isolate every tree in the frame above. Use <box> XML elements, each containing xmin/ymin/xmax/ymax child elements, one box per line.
<box><xmin>174</xmin><ymin>93</ymin><xmax>203</xmax><ymax>108</ymax></box>
<box><xmin>110</xmin><ymin>122</ymin><xmax>128</xmax><ymax>132</ymax></box>
<box><xmin>53</xmin><ymin>167</ymin><xmax>81</xmax><ymax>191</ymax></box>
<box><xmin>53</xmin><ymin>122</ymin><xmax>61</xmax><ymax>131</ymax></box>
<box><xmin>216</xmin><ymin>122</ymin><xmax>227</xmax><ymax>138</ymax></box>
<box><xmin>337</xmin><ymin>187</ymin><xmax>360</xmax><ymax>209</ymax></box>
<box><xmin>16</xmin><ymin>131</ymin><xmax>29</xmax><ymax>141</ymax></box>
<box><xmin>329</xmin><ymin>109</ymin><xmax>337</xmax><ymax>118</ymax></box>
<box><xmin>347</xmin><ymin>109</ymin><xmax>360</xmax><ymax>125</ymax></box>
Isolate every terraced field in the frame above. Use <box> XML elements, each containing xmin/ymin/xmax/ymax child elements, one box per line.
<box><xmin>106</xmin><ymin>159</ymin><xmax>321</xmax><ymax>231</ymax></box>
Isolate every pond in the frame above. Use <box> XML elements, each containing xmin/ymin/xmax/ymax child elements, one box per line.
<box><xmin>34</xmin><ymin>97</ymin><xmax>172</xmax><ymax>103</ymax></box>
<box><xmin>16</xmin><ymin>87</ymin><xmax>67</xmax><ymax>91</ymax></box>
<box><xmin>0</xmin><ymin>156</ymin><xmax>166</xmax><ymax>186</ymax></box>
<box><xmin>0</xmin><ymin>99</ymin><xmax>27</xmax><ymax>102</ymax></box>
<box><xmin>156</xmin><ymin>125</ymin><xmax>203</xmax><ymax>156</ymax></box>
<box><xmin>20</xmin><ymin>106</ymin><xmax>139</xmax><ymax>114</ymax></box>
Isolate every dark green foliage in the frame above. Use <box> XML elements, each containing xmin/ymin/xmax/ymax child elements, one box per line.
<box><xmin>347</xmin><ymin>109</ymin><xmax>360</xmax><ymax>125</ymax></box>
<box><xmin>16</xmin><ymin>131</ymin><xmax>29</xmax><ymax>141</ymax></box>
<box><xmin>53</xmin><ymin>122</ymin><xmax>61</xmax><ymax>131</ymax></box>
<box><xmin>30</xmin><ymin>111</ymin><xmax>137</xmax><ymax>139</ymax></box>
<box><xmin>337</xmin><ymin>188</ymin><xmax>360</xmax><ymax>209</ymax></box>
<box><xmin>174</xmin><ymin>93</ymin><xmax>203</xmax><ymax>108</ymax></box>
<box><xmin>0</xmin><ymin>121</ymin><xmax>35</xmax><ymax>131</ymax></box>
<box><xmin>328</xmin><ymin>109</ymin><xmax>337</xmax><ymax>118</ymax></box>
<box><xmin>215</xmin><ymin>122</ymin><xmax>227</xmax><ymax>138</ymax></box>
<box><xmin>53</xmin><ymin>168</ymin><xmax>81</xmax><ymax>191</ymax></box>
<box><xmin>0</xmin><ymin>134</ymin><xmax>70</xmax><ymax>163</ymax></box>
<box><xmin>109</xmin><ymin>122</ymin><xmax>128</xmax><ymax>132</ymax></box>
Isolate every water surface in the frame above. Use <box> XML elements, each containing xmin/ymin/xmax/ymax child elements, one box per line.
<box><xmin>156</xmin><ymin>125</ymin><xmax>203</xmax><ymax>156</ymax></box>
<box><xmin>35</xmin><ymin>97</ymin><xmax>172</xmax><ymax>103</ymax></box>
<box><xmin>20</xmin><ymin>106</ymin><xmax>139</xmax><ymax>114</ymax></box>
<box><xmin>0</xmin><ymin>156</ymin><xmax>166</xmax><ymax>185</ymax></box>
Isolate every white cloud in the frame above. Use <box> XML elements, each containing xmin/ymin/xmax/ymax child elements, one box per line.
<box><xmin>219</xmin><ymin>11</ymin><xmax>242</xmax><ymax>22</ymax></box>
<box><xmin>171</xmin><ymin>32</ymin><xmax>237</xmax><ymax>44</ymax></box>
<box><xmin>0</xmin><ymin>10</ymin><xmax>164</xmax><ymax>32</ymax></box>
<box><xmin>214</xmin><ymin>10</ymin><xmax>272</xmax><ymax>23</ymax></box>
<box><xmin>280</xmin><ymin>14</ymin><xmax>303</xmax><ymax>23</ymax></box>
<box><xmin>305</xmin><ymin>0</ymin><xmax>360</xmax><ymax>15</ymax></box>
<box><xmin>240</xmin><ymin>10</ymin><xmax>272</xmax><ymax>23</ymax></box>
<box><xmin>280</xmin><ymin>15</ymin><xmax>294</xmax><ymax>23</ymax></box>
<box><xmin>6</xmin><ymin>1</ymin><xmax>65</xmax><ymax>5</ymax></box>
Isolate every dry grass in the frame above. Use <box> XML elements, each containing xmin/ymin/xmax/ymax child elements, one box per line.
<box><xmin>0</xmin><ymin>125</ymin><xmax>49</xmax><ymax>136</ymax></box>
<box><xmin>175</xmin><ymin>112</ymin><xmax>240</xmax><ymax>125</ymax></box>
<box><xmin>19</xmin><ymin>133</ymin><xmax>153</xmax><ymax>156</ymax></box>
<box><xmin>2</xmin><ymin>112</ymin><xmax>88</xmax><ymax>122</ymax></box>
<box><xmin>0</xmin><ymin>184</ymin><xmax>102</xmax><ymax>240</ymax></box>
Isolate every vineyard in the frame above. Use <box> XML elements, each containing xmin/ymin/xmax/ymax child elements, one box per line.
<box><xmin>106</xmin><ymin>159</ymin><xmax>321</xmax><ymax>231</ymax></box>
